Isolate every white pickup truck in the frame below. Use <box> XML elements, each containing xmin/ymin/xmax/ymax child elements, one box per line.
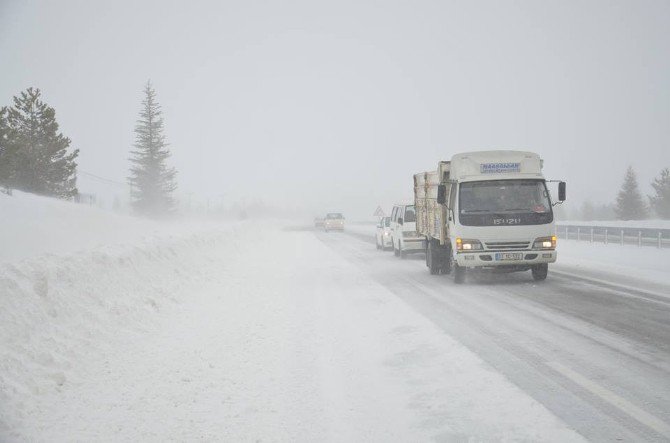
<box><xmin>414</xmin><ymin>150</ymin><xmax>565</xmax><ymax>283</ymax></box>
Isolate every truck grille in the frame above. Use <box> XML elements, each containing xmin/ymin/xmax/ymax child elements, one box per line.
<box><xmin>484</xmin><ymin>241</ymin><xmax>530</xmax><ymax>250</ymax></box>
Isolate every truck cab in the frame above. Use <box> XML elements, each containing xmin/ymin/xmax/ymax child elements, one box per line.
<box><xmin>415</xmin><ymin>151</ymin><xmax>565</xmax><ymax>283</ymax></box>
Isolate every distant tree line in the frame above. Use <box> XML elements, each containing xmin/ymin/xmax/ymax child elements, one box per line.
<box><xmin>0</xmin><ymin>88</ymin><xmax>79</xmax><ymax>198</ymax></box>
<box><xmin>574</xmin><ymin>166</ymin><xmax>670</xmax><ymax>221</ymax></box>
<box><xmin>614</xmin><ymin>166</ymin><xmax>670</xmax><ymax>220</ymax></box>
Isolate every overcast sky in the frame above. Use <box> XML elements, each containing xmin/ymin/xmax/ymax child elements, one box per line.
<box><xmin>1</xmin><ymin>0</ymin><xmax>669</xmax><ymax>217</ymax></box>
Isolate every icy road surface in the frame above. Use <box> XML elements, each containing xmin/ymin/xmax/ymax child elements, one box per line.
<box><xmin>1</xmin><ymin>220</ymin><xmax>669</xmax><ymax>440</ymax></box>
<box><xmin>341</xmin><ymin>225</ymin><xmax>670</xmax><ymax>442</ymax></box>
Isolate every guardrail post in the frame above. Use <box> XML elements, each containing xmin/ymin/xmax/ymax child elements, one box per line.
<box><xmin>566</xmin><ymin>226</ymin><xmax>569</xmax><ymax>240</ymax></box>
<box><xmin>590</xmin><ymin>228</ymin><xmax>594</xmax><ymax>243</ymax></box>
<box><xmin>659</xmin><ymin>232</ymin><xmax>663</xmax><ymax>249</ymax></box>
<box><xmin>620</xmin><ymin>230</ymin><xmax>624</xmax><ymax>246</ymax></box>
<box><xmin>638</xmin><ymin>231</ymin><xmax>642</xmax><ymax>247</ymax></box>
<box><xmin>577</xmin><ymin>227</ymin><xmax>581</xmax><ymax>241</ymax></box>
<box><xmin>605</xmin><ymin>228</ymin><xmax>608</xmax><ymax>244</ymax></box>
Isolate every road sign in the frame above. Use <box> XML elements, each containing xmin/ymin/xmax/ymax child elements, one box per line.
<box><xmin>373</xmin><ymin>206</ymin><xmax>385</xmax><ymax>217</ymax></box>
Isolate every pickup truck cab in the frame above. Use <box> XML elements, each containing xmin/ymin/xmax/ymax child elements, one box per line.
<box><xmin>390</xmin><ymin>204</ymin><xmax>426</xmax><ymax>258</ymax></box>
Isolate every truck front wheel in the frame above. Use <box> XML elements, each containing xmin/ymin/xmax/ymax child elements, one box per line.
<box><xmin>454</xmin><ymin>264</ymin><xmax>465</xmax><ymax>284</ymax></box>
<box><xmin>453</xmin><ymin>253</ymin><xmax>465</xmax><ymax>284</ymax></box>
<box><xmin>441</xmin><ymin>244</ymin><xmax>452</xmax><ymax>275</ymax></box>
<box><xmin>532</xmin><ymin>263</ymin><xmax>548</xmax><ymax>281</ymax></box>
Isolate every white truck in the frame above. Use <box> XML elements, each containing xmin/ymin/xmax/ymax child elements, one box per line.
<box><xmin>414</xmin><ymin>150</ymin><xmax>565</xmax><ymax>283</ymax></box>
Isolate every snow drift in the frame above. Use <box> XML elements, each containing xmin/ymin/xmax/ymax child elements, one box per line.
<box><xmin>0</xmin><ymin>192</ymin><xmax>236</xmax><ymax>437</ymax></box>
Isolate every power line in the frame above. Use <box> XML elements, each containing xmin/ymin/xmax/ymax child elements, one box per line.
<box><xmin>78</xmin><ymin>170</ymin><xmax>127</xmax><ymax>187</ymax></box>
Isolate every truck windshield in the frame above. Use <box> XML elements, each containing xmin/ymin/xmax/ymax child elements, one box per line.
<box><xmin>458</xmin><ymin>180</ymin><xmax>553</xmax><ymax>226</ymax></box>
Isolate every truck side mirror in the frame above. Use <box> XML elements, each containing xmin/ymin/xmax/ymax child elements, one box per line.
<box><xmin>437</xmin><ymin>184</ymin><xmax>446</xmax><ymax>204</ymax></box>
<box><xmin>558</xmin><ymin>182</ymin><xmax>566</xmax><ymax>202</ymax></box>
<box><xmin>398</xmin><ymin>217</ymin><xmax>403</xmax><ymax>225</ymax></box>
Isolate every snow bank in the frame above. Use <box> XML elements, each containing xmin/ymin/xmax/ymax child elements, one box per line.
<box><xmin>0</xmin><ymin>191</ymin><xmax>180</xmax><ymax>262</ymax></box>
<box><xmin>0</xmin><ymin>191</ymin><xmax>235</xmax><ymax>437</ymax></box>
<box><xmin>0</xmin><ymin>224</ymin><xmax>240</xmax><ymax>437</ymax></box>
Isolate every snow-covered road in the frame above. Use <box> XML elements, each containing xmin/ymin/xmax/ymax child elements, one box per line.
<box><xmin>337</xmin><ymin>225</ymin><xmax>670</xmax><ymax>442</ymax></box>
<box><xmin>2</xmin><ymin>212</ymin><xmax>669</xmax><ymax>441</ymax></box>
<box><xmin>3</xmin><ymin>220</ymin><xmax>587</xmax><ymax>442</ymax></box>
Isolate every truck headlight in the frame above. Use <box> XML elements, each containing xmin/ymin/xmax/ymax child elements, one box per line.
<box><xmin>456</xmin><ymin>238</ymin><xmax>482</xmax><ymax>251</ymax></box>
<box><xmin>533</xmin><ymin>236</ymin><xmax>557</xmax><ymax>250</ymax></box>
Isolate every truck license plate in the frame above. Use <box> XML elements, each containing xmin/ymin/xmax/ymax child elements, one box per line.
<box><xmin>495</xmin><ymin>252</ymin><xmax>523</xmax><ymax>261</ymax></box>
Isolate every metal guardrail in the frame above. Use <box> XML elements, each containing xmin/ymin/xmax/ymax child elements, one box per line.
<box><xmin>556</xmin><ymin>224</ymin><xmax>670</xmax><ymax>249</ymax></box>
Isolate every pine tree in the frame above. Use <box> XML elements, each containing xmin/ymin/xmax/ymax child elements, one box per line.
<box><xmin>649</xmin><ymin>168</ymin><xmax>670</xmax><ymax>219</ymax></box>
<box><xmin>128</xmin><ymin>81</ymin><xmax>177</xmax><ymax>216</ymax></box>
<box><xmin>3</xmin><ymin>88</ymin><xmax>78</xmax><ymax>198</ymax></box>
<box><xmin>614</xmin><ymin>166</ymin><xmax>648</xmax><ymax>220</ymax></box>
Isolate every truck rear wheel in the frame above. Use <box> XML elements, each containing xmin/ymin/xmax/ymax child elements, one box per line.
<box><xmin>532</xmin><ymin>263</ymin><xmax>548</xmax><ymax>281</ymax></box>
<box><xmin>427</xmin><ymin>239</ymin><xmax>442</xmax><ymax>275</ymax></box>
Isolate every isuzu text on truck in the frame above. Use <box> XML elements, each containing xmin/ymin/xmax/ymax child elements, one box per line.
<box><xmin>414</xmin><ymin>151</ymin><xmax>566</xmax><ymax>283</ymax></box>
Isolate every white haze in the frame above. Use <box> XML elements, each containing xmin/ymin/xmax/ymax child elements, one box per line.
<box><xmin>1</xmin><ymin>0</ymin><xmax>669</xmax><ymax>218</ymax></box>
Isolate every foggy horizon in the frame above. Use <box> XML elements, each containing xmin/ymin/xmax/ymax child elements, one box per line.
<box><xmin>2</xmin><ymin>0</ymin><xmax>669</xmax><ymax>218</ymax></box>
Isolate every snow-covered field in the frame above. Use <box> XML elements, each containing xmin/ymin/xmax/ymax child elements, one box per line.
<box><xmin>0</xmin><ymin>192</ymin><xmax>586</xmax><ymax>441</ymax></box>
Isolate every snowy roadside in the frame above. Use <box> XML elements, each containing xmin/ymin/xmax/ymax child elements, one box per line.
<box><xmin>0</xmin><ymin>192</ymin><xmax>236</xmax><ymax>438</ymax></box>
<box><xmin>0</xmin><ymin>223</ymin><xmax>242</xmax><ymax>438</ymax></box>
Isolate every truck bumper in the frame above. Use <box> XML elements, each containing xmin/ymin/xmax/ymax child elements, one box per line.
<box><xmin>456</xmin><ymin>250</ymin><xmax>557</xmax><ymax>269</ymax></box>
